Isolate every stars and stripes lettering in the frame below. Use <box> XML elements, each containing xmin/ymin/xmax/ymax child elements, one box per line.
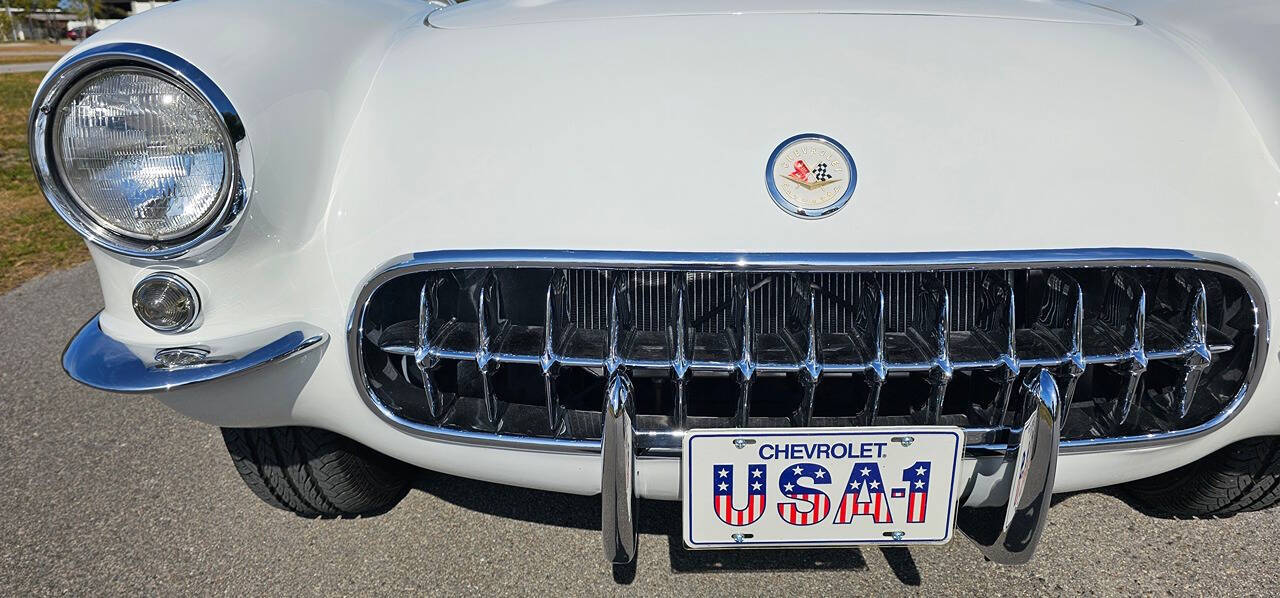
<box><xmin>776</xmin><ymin>462</ymin><xmax>832</xmax><ymax>526</ymax></box>
<box><xmin>903</xmin><ymin>461</ymin><xmax>931</xmax><ymax>524</ymax></box>
<box><xmin>699</xmin><ymin>442</ymin><xmax>947</xmax><ymax>535</ymax></box>
<box><xmin>711</xmin><ymin>464</ymin><xmax>767</xmax><ymax>526</ymax></box>
<box><xmin>833</xmin><ymin>462</ymin><xmax>894</xmax><ymax>524</ymax></box>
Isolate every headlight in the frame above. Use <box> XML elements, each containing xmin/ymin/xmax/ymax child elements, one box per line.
<box><xmin>30</xmin><ymin>44</ymin><xmax>250</xmax><ymax>259</ymax></box>
<box><xmin>54</xmin><ymin>69</ymin><xmax>230</xmax><ymax>241</ymax></box>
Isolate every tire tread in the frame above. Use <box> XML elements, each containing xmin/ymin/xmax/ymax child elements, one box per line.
<box><xmin>221</xmin><ymin>427</ymin><xmax>409</xmax><ymax>518</ymax></box>
<box><xmin>1127</xmin><ymin>437</ymin><xmax>1280</xmax><ymax>517</ymax></box>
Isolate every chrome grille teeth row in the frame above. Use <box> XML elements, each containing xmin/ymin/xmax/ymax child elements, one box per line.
<box><xmin>375</xmin><ymin>266</ymin><xmax>1241</xmax><ymax>442</ymax></box>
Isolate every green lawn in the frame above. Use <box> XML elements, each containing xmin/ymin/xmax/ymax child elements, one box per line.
<box><xmin>0</xmin><ymin>72</ymin><xmax>87</xmax><ymax>293</ymax></box>
<box><xmin>0</xmin><ymin>54</ymin><xmax>60</xmax><ymax>66</ymax></box>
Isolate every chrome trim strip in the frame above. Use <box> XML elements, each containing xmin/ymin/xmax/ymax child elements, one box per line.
<box><xmin>347</xmin><ymin>248</ymin><xmax>1268</xmax><ymax>457</ymax></box>
<box><xmin>29</xmin><ymin>42</ymin><xmax>252</xmax><ymax>261</ymax></box>
<box><xmin>64</xmin><ymin>314</ymin><xmax>327</xmax><ymax>394</ymax></box>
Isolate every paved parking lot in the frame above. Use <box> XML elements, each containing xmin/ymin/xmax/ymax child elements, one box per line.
<box><xmin>0</xmin><ymin>62</ymin><xmax>56</xmax><ymax>74</ymax></box>
<box><xmin>2</xmin><ymin>264</ymin><xmax>1277</xmax><ymax>595</ymax></box>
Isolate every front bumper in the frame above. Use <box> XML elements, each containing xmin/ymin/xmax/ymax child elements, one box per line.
<box><xmin>65</xmin><ymin>308</ymin><xmax>1062</xmax><ymax>564</ymax></box>
<box><xmin>66</xmin><ymin>296</ymin><xmax>1260</xmax><ymax>566</ymax></box>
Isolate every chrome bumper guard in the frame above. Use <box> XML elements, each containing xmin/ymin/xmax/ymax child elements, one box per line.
<box><xmin>601</xmin><ymin>367</ymin><xmax>1063</xmax><ymax>566</ymax></box>
<box><xmin>63</xmin><ymin>314</ymin><xmax>328</xmax><ymax>394</ymax></box>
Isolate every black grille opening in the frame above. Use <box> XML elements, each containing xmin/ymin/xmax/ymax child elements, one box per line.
<box><xmin>356</xmin><ymin>260</ymin><xmax>1260</xmax><ymax>450</ymax></box>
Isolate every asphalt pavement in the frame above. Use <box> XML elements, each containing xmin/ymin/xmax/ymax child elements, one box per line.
<box><xmin>2</xmin><ymin>263</ymin><xmax>1278</xmax><ymax>595</ymax></box>
<box><xmin>0</xmin><ymin>62</ymin><xmax>57</xmax><ymax>74</ymax></box>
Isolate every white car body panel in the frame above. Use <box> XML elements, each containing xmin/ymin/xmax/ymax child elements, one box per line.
<box><xmin>51</xmin><ymin>0</ymin><xmax>1280</xmax><ymax>502</ymax></box>
<box><xmin>426</xmin><ymin>0</ymin><xmax>1137</xmax><ymax>27</ymax></box>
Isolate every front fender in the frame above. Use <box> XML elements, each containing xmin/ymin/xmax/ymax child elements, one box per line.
<box><xmin>62</xmin><ymin>0</ymin><xmax>430</xmax><ymax>348</ymax></box>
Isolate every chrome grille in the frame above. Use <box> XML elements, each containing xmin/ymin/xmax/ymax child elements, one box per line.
<box><xmin>351</xmin><ymin>250</ymin><xmax>1264</xmax><ymax>455</ymax></box>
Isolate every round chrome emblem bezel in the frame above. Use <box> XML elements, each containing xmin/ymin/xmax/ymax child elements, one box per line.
<box><xmin>765</xmin><ymin>133</ymin><xmax>858</xmax><ymax>219</ymax></box>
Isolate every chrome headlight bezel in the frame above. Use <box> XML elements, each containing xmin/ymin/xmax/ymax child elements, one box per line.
<box><xmin>29</xmin><ymin>43</ymin><xmax>252</xmax><ymax>260</ymax></box>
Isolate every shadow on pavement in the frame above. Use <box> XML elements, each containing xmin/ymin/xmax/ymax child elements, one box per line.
<box><xmin>408</xmin><ymin>467</ymin><xmax>1246</xmax><ymax>582</ymax></box>
<box><xmin>410</xmin><ymin>469</ymin><xmax>922</xmax><ymax>583</ymax></box>
<box><xmin>406</xmin><ymin>468</ymin><xmax>1196</xmax><ymax>583</ymax></box>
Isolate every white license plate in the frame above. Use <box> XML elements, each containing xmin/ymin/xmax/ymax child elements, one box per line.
<box><xmin>682</xmin><ymin>427</ymin><xmax>965</xmax><ymax>548</ymax></box>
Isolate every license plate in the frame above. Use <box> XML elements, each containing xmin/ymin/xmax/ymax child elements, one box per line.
<box><xmin>682</xmin><ymin>427</ymin><xmax>965</xmax><ymax>548</ymax></box>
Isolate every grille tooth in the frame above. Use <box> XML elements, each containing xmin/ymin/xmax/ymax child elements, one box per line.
<box><xmin>668</xmin><ymin>273</ymin><xmax>690</xmax><ymax>429</ymax></box>
<box><xmin>361</xmin><ymin>261</ymin><xmax>1257</xmax><ymax>449</ymax></box>
<box><xmin>977</xmin><ymin>272</ymin><xmax>1019</xmax><ymax>428</ymax></box>
<box><xmin>1172</xmin><ymin>274</ymin><xmax>1212</xmax><ymax>420</ymax></box>
<box><xmin>475</xmin><ymin>270</ymin><xmax>502</xmax><ymax>426</ymax></box>
<box><xmin>1086</xmin><ymin>270</ymin><xmax>1148</xmax><ymax>434</ymax></box>
<box><xmin>853</xmin><ymin>278</ymin><xmax>887</xmax><ymax>425</ymax></box>
<box><xmin>912</xmin><ymin>275</ymin><xmax>952</xmax><ymax>426</ymax></box>
<box><xmin>541</xmin><ymin>269</ymin><xmax>569</xmax><ymax>436</ymax></box>
<box><xmin>1028</xmin><ymin>271</ymin><xmax>1087</xmax><ymax>430</ymax></box>
<box><xmin>730</xmin><ymin>274</ymin><xmax>755</xmax><ymax>427</ymax></box>
<box><xmin>416</xmin><ymin>278</ymin><xmax>447</xmax><ymax>421</ymax></box>
<box><xmin>605</xmin><ymin>271</ymin><xmax>631</xmax><ymax>374</ymax></box>
<box><xmin>787</xmin><ymin>274</ymin><xmax>821</xmax><ymax>427</ymax></box>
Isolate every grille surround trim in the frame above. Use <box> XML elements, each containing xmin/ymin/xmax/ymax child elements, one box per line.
<box><xmin>347</xmin><ymin>249</ymin><xmax>1268</xmax><ymax>456</ymax></box>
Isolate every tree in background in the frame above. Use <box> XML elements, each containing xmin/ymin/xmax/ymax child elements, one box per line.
<box><xmin>1</xmin><ymin>0</ymin><xmax>61</xmax><ymax>41</ymax></box>
<box><xmin>68</xmin><ymin>0</ymin><xmax>131</xmax><ymax>23</ymax></box>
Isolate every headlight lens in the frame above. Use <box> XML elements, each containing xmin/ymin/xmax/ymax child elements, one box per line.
<box><xmin>52</xmin><ymin>68</ymin><xmax>232</xmax><ymax>241</ymax></box>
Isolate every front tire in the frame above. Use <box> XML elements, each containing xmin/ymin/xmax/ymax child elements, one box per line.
<box><xmin>221</xmin><ymin>426</ymin><xmax>410</xmax><ymax>518</ymax></box>
<box><xmin>1126</xmin><ymin>436</ymin><xmax>1280</xmax><ymax>517</ymax></box>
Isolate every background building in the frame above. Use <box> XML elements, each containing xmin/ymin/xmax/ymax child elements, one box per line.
<box><xmin>2</xmin><ymin>1</ymin><xmax>173</xmax><ymax>42</ymax></box>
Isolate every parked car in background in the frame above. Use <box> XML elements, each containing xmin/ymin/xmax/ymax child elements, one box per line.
<box><xmin>27</xmin><ymin>0</ymin><xmax>1280</xmax><ymax>574</ymax></box>
<box><xmin>66</xmin><ymin>26</ymin><xmax>97</xmax><ymax>41</ymax></box>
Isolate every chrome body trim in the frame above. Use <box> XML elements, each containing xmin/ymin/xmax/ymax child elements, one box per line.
<box><xmin>347</xmin><ymin>248</ymin><xmax>1268</xmax><ymax>457</ymax></box>
<box><xmin>63</xmin><ymin>314</ymin><xmax>327</xmax><ymax>394</ymax></box>
<box><xmin>131</xmin><ymin>272</ymin><xmax>202</xmax><ymax>334</ymax></box>
<box><xmin>28</xmin><ymin>42</ymin><xmax>252</xmax><ymax>260</ymax></box>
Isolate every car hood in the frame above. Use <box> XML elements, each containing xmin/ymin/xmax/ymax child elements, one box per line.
<box><xmin>427</xmin><ymin>0</ymin><xmax>1138</xmax><ymax>28</ymax></box>
<box><xmin>322</xmin><ymin>7</ymin><xmax>1275</xmax><ymax>276</ymax></box>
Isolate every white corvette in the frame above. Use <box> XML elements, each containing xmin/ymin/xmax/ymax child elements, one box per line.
<box><xmin>31</xmin><ymin>0</ymin><xmax>1280</xmax><ymax>568</ymax></box>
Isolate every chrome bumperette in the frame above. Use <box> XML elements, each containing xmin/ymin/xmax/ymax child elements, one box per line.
<box><xmin>63</xmin><ymin>314</ymin><xmax>327</xmax><ymax>394</ymax></box>
<box><xmin>28</xmin><ymin>43</ymin><xmax>252</xmax><ymax>261</ymax></box>
<box><xmin>601</xmin><ymin>372</ymin><xmax>637</xmax><ymax>564</ymax></box>
<box><xmin>960</xmin><ymin>368</ymin><xmax>1062</xmax><ymax>564</ymax></box>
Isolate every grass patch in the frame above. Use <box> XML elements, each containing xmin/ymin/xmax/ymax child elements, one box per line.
<box><xmin>0</xmin><ymin>71</ymin><xmax>87</xmax><ymax>293</ymax></box>
<box><xmin>0</xmin><ymin>55</ymin><xmax>60</xmax><ymax>66</ymax></box>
